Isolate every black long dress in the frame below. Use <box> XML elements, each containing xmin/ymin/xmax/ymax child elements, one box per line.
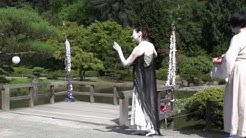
<box><xmin>132</xmin><ymin>54</ymin><xmax>161</xmax><ymax>135</ymax></box>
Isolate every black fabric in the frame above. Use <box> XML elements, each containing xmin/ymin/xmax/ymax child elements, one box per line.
<box><xmin>133</xmin><ymin>54</ymin><xmax>161</xmax><ymax>135</ymax></box>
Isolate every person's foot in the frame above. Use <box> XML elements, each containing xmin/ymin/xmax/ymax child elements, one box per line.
<box><xmin>145</xmin><ymin>130</ymin><xmax>156</xmax><ymax>137</ymax></box>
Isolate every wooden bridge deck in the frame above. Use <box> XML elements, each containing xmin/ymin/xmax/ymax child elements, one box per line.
<box><xmin>8</xmin><ymin>101</ymin><xmax>120</xmax><ymax>126</ymax></box>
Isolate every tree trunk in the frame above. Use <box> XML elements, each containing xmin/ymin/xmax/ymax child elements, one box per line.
<box><xmin>79</xmin><ymin>70</ymin><xmax>86</xmax><ymax>81</ymax></box>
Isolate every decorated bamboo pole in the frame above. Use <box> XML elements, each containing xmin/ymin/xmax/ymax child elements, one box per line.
<box><xmin>165</xmin><ymin>26</ymin><xmax>177</xmax><ymax>86</ymax></box>
<box><xmin>64</xmin><ymin>39</ymin><xmax>75</xmax><ymax>102</ymax></box>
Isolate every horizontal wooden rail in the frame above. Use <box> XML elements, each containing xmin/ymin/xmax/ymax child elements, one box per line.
<box><xmin>118</xmin><ymin>85</ymin><xmax>179</xmax><ymax>127</ymax></box>
<box><xmin>1</xmin><ymin>81</ymin><xmax>133</xmax><ymax>111</ymax></box>
<box><xmin>10</xmin><ymin>95</ymin><xmax>31</xmax><ymax>101</ymax></box>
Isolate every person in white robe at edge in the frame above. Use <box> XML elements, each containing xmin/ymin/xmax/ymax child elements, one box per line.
<box><xmin>113</xmin><ymin>26</ymin><xmax>160</xmax><ymax>136</ymax></box>
<box><xmin>212</xmin><ymin>11</ymin><xmax>246</xmax><ymax>138</ymax></box>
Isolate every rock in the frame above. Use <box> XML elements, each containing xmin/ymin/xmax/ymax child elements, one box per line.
<box><xmin>189</xmin><ymin>83</ymin><xmax>194</xmax><ymax>87</ymax></box>
<box><xmin>181</xmin><ymin>80</ymin><xmax>188</xmax><ymax>87</ymax></box>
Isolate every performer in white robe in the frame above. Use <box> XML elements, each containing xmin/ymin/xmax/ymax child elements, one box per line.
<box><xmin>212</xmin><ymin>11</ymin><xmax>246</xmax><ymax>137</ymax></box>
<box><xmin>113</xmin><ymin>26</ymin><xmax>160</xmax><ymax>136</ymax></box>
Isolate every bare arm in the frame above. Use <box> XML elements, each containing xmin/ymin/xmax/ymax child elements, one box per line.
<box><xmin>113</xmin><ymin>42</ymin><xmax>142</xmax><ymax>67</ymax></box>
<box><xmin>153</xmin><ymin>48</ymin><xmax>157</xmax><ymax>57</ymax></box>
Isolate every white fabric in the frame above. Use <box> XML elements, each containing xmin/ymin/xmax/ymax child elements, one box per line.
<box><xmin>222</xmin><ymin>28</ymin><xmax>246</xmax><ymax>137</ymax></box>
<box><xmin>130</xmin><ymin>41</ymin><xmax>157</xmax><ymax>132</ymax></box>
<box><xmin>130</xmin><ymin>91</ymin><xmax>154</xmax><ymax>131</ymax></box>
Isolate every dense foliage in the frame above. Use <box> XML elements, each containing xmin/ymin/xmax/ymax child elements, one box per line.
<box><xmin>184</xmin><ymin>87</ymin><xmax>224</xmax><ymax>129</ymax></box>
<box><xmin>0</xmin><ymin>0</ymin><xmax>246</xmax><ymax>82</ymax></box>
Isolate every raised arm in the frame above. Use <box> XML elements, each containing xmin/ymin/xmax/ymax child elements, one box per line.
<box><xmin>113</xmin><ymin>42</ymin><xmax>142</xmax><ymax>67</ymax></box>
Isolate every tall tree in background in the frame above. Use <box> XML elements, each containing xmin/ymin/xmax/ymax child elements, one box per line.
<box><xmin>84</xmin><ymin>0</ymin><xmax>136</xmax><ymax>26</ymax></box>
<box><xmin>0</xmin><ymin>7</ymin><xmax>59</xmax><ymax>66</ymax></box>
<box><xmin>201</xmin><ymin>0</ymin><xmax>246</xmax><ymax>56</ymax></box>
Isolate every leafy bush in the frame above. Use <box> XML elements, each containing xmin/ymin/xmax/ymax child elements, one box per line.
<box><xmin>11</xmin><ymin>67</ymin><xmax>32</xmax><ymax>77</ymax></box>
<box><xmin>179</xmin><ymin>55</ymin><xmax>212</xmax><ymax>85</ymax></box>
<box><xmin>200</xmin><ymin>73</ymin><xmax>213</xmax><ymax>83</ymax></box>
<box><xmin>85</xmin><ymin>71</ymin><xmax>98</xmax><ymax>77</ymax></box>
<box><xmin>32</xmin><ymin>67</ymin><xmax>44</xmax><ymax>77</ymax></box>
<box><xmin>114</xmin><ymin>69</ymin><xmax>132</xmax><ymax>81</ymax></box>
<box><xmin>46</xmin><ymin>71</ymin><xmax>60</xmax><ymax>79</ymax></box>
<box><xmin>156</xmin><ymin>68</ymin><xmax>167</xmax><ymax>80</ymax></box>
<box><xmin>175</xmin><ymin>98</ymin><xmax>188</xmax><ymax>111</ymax></box>
<box><xmin>0</xmin><ymin>75</ymin><xmax>10</xmax><ymax>83</ymax></box>
<box><xmin>184</xmin><ymin>87</ymin><xmax>224</xmax><ymax>129</ymax></box>
<box><xmin>46</xmin><ymin>70</ymin><xmax>69</xmax><ymax>79</ymax></box>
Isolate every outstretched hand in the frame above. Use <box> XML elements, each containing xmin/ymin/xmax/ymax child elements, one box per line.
<box><xmin>113</xmin><ymin>41</ymin><xmax>121</xmax><ymax>52</ymax></box>
<box><xmin>212</xmin><ymin>57</ymin><xmax>222</xmax><ymax>64</ymax></box>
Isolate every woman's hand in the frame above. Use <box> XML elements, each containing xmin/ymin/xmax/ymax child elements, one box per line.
<box><xmin>113</xmin><ymin>42</ymin><xmax>121</xmax><ymax>52</ymax></box>
<box><xmin>212</xmin><ymin>56</ymin><xmax>223</xmax><ymax>63</ymax></box>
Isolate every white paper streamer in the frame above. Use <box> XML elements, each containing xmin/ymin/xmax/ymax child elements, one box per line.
<box><xmin>166</xmin><ymin>27</ymin><xmax>177</xmax><ymax>86</ymax></box>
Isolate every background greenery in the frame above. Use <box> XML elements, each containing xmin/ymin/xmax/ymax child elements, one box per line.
<box><xmin>0</xmin><ymin>0</ymin><xmax>246</xmax><ymax>83</ymax></box>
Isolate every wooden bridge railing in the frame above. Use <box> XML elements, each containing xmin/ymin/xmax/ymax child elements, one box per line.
<box><xmin>117</xmin><ymin>85</ymin><xmax>179</xmax><ymax>127</ymax></box>
<box><xmin>1</xmin><ymin>81</ymin><xmax>132</xmax><ymax>111</ymax></box>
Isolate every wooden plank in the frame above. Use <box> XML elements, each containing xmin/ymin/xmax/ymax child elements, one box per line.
<box><xmin>113</xmin><ymin>86</ymin><xmax>118</xmax><ymax>105</ymax></box>
<box><xmin>157</xmin><ymin>85</ymin><xmax>173</xmax><ymax>91</ymax></box>
<box><xmin>10</xmin><ymin>95</ymin><xmax>30</xmax><ymax>101</ymax></box>
<box><xmin>28</xmin><ymin>103</ymin><xmax>118</xmax><ymax>115</ymax></box>
<box><xmin>29</xmin><ymin>87</ymin><xmax>34</xmax><ymax>107</ymax></box>
<box><xmin>3</xmin><ymin>84</ymin><xmax>32</xmax><ymax>89</ymax></box>
<box><xmin>2</xmin><ymin>85</ymin><xmax>10</xmax><ymax>111</ymax></box>
<box><xmin>93</xmin><ymin>93</ymin><xmax>113</xmax><ymax>97</ymax></box>
<box><xmin>90</xmin><ymin>85</ymin><xmax>94</xmax><ymax>103</ymax></box>
<box><xmin>9</xmin><ymin>101</ymin><xmax>119</xmax><ymax>126</ymax></box>
<box><xmin>54</xmin><ymin>91</ymin><xmax>67</xmax><ymax>96</ymax></box>
<box><xmin>119</xmin><ymin>97</ymin><xmax>129</xmax><ymax>126</ymax></box>
<box><xmin>160</xmin><ymin>98</ymin><xmax>173</xmax><ymax>103</ymax></box>
<box><xmin>50</xmin><ymin>85</ymin><xmax>55</xmax><ymax>104</ymax></box>
<box><xmin>76</xmin><ymin>92</ymin><xmax>90</xmax><ymax>96</ymax></box>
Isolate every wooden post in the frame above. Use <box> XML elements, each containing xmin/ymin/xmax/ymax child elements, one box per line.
<box><xmin>113</xmin><ymin>86</ymin><xmax>118</xmax><ymax>105</ymax></box>
<box><xmin>50</xmin><ymin>85</ymin><xmax>55</xmax><ymax>104</ymax></box>
<box><xmin>119</xmin><ymin>95</ymin><xmax>129</xmax><ymax>126</ymax></box>
<box><xmin>2</xmin><ymin>85</ymin><xmax>10</xmax><ymax>111</ymax></box>
<box><xmin>33</xmin><ymin>83</ymin><xmax>39</xmax><ymax>105</ymax></box>
<box><xmin>90</xmin><ymin>85</ymin><xmax>94</xmax><ymax>103</ymax></box>
<box><xmin>171</xmin><ymin>88</ymin><xmax>174</xmax><ymax>110</ymax></box>
<box><xmin>29</xmin><ymin>87</ymin><xmax>34</xmax><ymax>107</ymax></box>
<box><xmin>157</xmin><ymin>91</ymin><xmax>161</xmax><ymax>114</ymax></box>
<box><xmin>205</xmin><ymin>100</ymin><xmax>211</xmax><ymax>130</ymax></box>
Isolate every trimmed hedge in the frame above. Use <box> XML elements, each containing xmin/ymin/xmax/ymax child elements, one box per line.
<box><xmin>184</xmin><ymin>87</ymin><xmax>224</xmax><ymax>129</ymax></box>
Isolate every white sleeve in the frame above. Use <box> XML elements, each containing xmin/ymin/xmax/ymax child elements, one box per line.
<box><xmin>222</xmin><ymin>35</ymin><xmax>241</xmax><ymax>77</ymax></box>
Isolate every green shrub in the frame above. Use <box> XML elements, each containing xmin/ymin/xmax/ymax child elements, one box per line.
<box><xmin>200</xmin><ymin>73</ymin><xmax>213</xmax><ymax>83</ymax></box>
<box><xmin>156</xmin><ymin>68</ymin><xmax>167</xmax><ymax>80</ymax></box>
<box><xmin>11</xmin><ymin>67</ymin><xmax>32</xmax><ymax>77</ymax></box>
<box><xmin>175</xmin><ymin>98</ymin><xmax>188</xmax><ymax>111</ymax></box>
<box><xmin>184</xmin><ymin>87</ymin><xmax>224</xmax><ymax>129</ymax></box>
<box><xmin>179</xmin><ymin>55</ymin><xmax>212</xmax><ymax>85</ymax></box>
<box><xmin>32</xmin><ymin>67</ymin><xmax>44</xmax><ymax>77</ymax></box>
<box><xmin>46</xmin><ymin>71</ymin><xmax>60</xmax><ymax>79</ymax></box>
<box><xmin>85</xmin><ymin>71</ymin><xmax>98</xmax><ymax>77</ymax></box>
<box><xmin>114</xmin><ymin>69</ymin><xmax>132</xmax><ymax>81</ymax></box>
<box><xmin>0</xmin><ymin>75</ymin><xmax>10</xmax><ymax>83</ymax></box>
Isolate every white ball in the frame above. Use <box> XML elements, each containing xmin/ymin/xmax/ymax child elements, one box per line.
<box><xmin>12</xmin><ymin>56</ymin><xmax>20</xmax><ymax>64</ymax></box>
